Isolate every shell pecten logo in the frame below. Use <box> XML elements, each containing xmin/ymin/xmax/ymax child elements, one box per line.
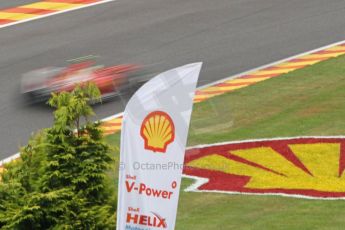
<box><xmin>140</xmin><ymin>111</ymin><xmax>175</xmax><ymax>153</ymax></box>
<box><xmin>184</xmin><ymin>137</ymin><xmax>345</xmax><ymax>199</ymax></box>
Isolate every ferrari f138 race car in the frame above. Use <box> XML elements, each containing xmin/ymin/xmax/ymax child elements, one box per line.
<box><xmin>21</xmin><ymin>57</ymin><xmax>149</xmax><ymax>103</ymax></box>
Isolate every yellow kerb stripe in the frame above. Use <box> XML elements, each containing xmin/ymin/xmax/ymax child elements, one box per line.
<box><xmin>194</xmin><ymin>94</ymin><xmax>211</xmax><ymax>100</ymax></box>
<box><xmin>24</xmin><ymin>2</ymin><xmax>83</xmax><ymax>11</ymax></box>
<box><xmin>200</xmin><ymin>85</ymin><xmax>247</xmax><ymax>92</ymax></box>
<box><xmin>249</xmin><ymin>68</ymin><xmax>295</xmax><ymax>76</ymax></box>
<box><xmin>224</xmin><ymin>78</ymin><xmax>268</xmax><ymax>84</ymax></box>
<box><xmin>0</xmin><ymin>12</ymin><xmax>36</xmax><ymax>20</ymax></box>
<box><xmin>276</xmin><ymin>60</ymin><xmax>321</xmax><ymax>67</ymax></box>
<box><xmin>103</xmin><ymin>117</ymin><xmax>123</xmax><ymax>124</ymax></box>
<box><xmin>101</xmin><ymin>126</ymin><xmax>121</xmax><ymax>132</ymax></box>
<box><xmin>324</xmin><ymin>46</ymin><xmax>345</xmax><ymax>51</ymax></box>
<box><xmin>300</xmin><ymin>53</ymin><xmax>343</xmax><ymax>59</ymax></box>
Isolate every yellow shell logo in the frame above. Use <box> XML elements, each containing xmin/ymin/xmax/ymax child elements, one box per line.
<box><xmin>140</xmin><ymin>111</ymin><xmax>175</xmax><ymax>153</ymax></box>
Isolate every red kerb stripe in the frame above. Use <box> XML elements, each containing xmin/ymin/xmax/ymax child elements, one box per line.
<box><xmin>0</xmin><ymin>19</ymin><xmax>16</xmax><ymax>25</ymax></box>
<box><xmin>4</xmin><ymin>7</ymin><xmax>56</xmax><ymax>14</ymax></box>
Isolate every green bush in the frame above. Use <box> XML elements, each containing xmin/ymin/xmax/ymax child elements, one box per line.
<box><xmin>0</xmin><ymin>84</ymin><xmax>116</xmax><ymax>229</ymax></box>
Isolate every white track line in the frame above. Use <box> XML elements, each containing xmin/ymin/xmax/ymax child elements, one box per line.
<box><xmin>0</xmin><ymin>0</ymin><xmax>116</xmax><ymax>30</ymax></box>
<box><xmin>1</xmin><ymin>39</ymin><xmax>345</xmax><ymax>165</ymax></box>
<box><xmin>185</xmin><ymin>135</ymin><xmax>345</xmax><ymax>150</ymax></box>
<box><xmin>0</xmin><ymin>153</ymin><xmax>20</xmax><ymax>166</ymax></box>
<box><xmin>183</xmin><ymin>185</ymin><xmax>345</xmax><ymax>200</ymax></box>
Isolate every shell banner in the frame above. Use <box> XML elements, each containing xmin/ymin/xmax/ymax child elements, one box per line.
<box><xmin>116</xmin><ymin>63</ymin><xmax>202</xmax><ymax>230</ymax></box>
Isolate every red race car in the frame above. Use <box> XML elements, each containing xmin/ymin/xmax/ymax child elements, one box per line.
<box><xmin>21</xmin><ymin>59</ymin><xmax>148</xmax><ymax>103</ymax></box>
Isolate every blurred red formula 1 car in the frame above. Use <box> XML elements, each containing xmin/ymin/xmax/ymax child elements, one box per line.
<box><xmin>21</xmin><ymin>58</ymin><xmax>148</xmax><ymax>103</ymax></box>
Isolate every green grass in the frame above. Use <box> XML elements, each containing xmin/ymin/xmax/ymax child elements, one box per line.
<box><xmin>188</xmin><ymin>55</ymin><xmax>345</xmax><ymax>145</ymax></box>
<box><xmin>177</xmin><ymin>179</ymin><xmax>345</xmax><ymax>230</ymax></box>
<box><xmin>107</xmin><ymin>54</ymin><xmax>345</xmax><ymax>230</ymax></box>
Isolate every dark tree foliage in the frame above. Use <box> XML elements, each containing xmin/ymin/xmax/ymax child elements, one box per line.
<box><xmin>0</xmin><ymin>84</ymin><xmax>116</xmax><ymax>229</ymax></box>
